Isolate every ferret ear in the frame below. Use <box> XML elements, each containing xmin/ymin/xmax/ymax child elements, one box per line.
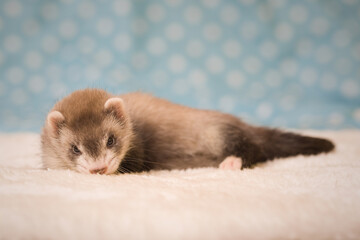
<box><xmin>47</xmin><ymin>111</ymin><xmax>65</xmax><ymax>136</ymax></box>
<box><xmin>104</xmin><ymin>98</ymin><xmax>125</xmax><ymax>119</ymax></box>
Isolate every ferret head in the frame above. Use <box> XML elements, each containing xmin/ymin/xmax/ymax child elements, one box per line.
<box><xmin>41</xmin><ymin>89</ymin><xmax>133</xmax><ymax>175</ymax></box>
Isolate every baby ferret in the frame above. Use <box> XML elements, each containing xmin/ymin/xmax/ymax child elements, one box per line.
<box><xmin>41</xmin><ymin>88</ymin><xmax>334</xmax><ymax>175</ymax></box>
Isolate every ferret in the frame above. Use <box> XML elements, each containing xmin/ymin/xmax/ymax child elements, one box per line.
<box><xmin>41</xmin><ymin>88</ymin><xmax>334</xmax><ymax>175</ymax></box>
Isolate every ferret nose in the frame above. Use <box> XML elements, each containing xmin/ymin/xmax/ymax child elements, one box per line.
<box><xmin>90</xmin><ymin>167</ymin><xmax>107</xmax><ymax>175</ymax></box>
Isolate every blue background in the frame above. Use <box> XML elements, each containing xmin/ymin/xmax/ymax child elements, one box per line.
<box><xmin>0</xmin><ymin>0</ymin><xmax>360</xmax><ymax>132</ymax></box>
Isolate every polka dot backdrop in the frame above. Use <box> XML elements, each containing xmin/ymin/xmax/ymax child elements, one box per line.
<box><xmin>0</xmin><ymin>0</ymin><xmax>360</xmax><ymax>132</ymax></box>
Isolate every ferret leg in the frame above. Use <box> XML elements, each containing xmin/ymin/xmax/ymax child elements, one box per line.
<box><xmin>219</xmin><ymin>156</ymin><xmax>242</xmax><ymax>170</ymax></box>
<box><xmin>222</xmin><ymin>125</ymin><xmax>268</xmax><ymax>169</ymax></box>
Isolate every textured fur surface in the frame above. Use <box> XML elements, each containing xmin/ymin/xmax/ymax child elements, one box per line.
<box><xmin>41</xmin><ymin>89</ymin><xmax>334</xmax><ymax>174</ymax></box>
<box><xmin>0</xmin><ymin>131</ymin><xmax>359</xmax><ymax>239</ymax></box>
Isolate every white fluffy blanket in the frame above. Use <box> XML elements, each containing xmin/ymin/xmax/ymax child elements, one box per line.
<box><xmin>1</xmin><ymin>131</ymin><xmax>360</xmax><ymax>240</ymax></box>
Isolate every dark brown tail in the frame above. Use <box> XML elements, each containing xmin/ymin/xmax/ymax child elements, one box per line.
<box><xmin>255</xmin><ymin>128</ymin><xmax>335</xmax><ymax>160</ymax></box>
<box><xmin>221</xmin><ymin>121</ymin><xmax>335</xmax><ymax>168</ymax></box>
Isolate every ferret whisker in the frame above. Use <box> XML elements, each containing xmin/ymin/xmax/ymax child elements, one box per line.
<box><xmin>123</xmin><ymin>157</ymin><xmax>168</xmax><ymax>167</ymax></box>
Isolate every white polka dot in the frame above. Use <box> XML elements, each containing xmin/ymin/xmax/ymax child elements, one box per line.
<box><xmin>60</xmin><ymin>0</ymin><xmax>73</xmax><ymax>4</ymax></box>
<box><xmin>320</xmin><ymin>73</ymin><xmax>337</xmax><ymax>91</ymax></box>
<box><xmin>11</xmin><ymin>89</ymin><xmax>27</xmax><ymax>105</ymax></box>
<box><xmin>60</xmin><ymin>46</ymin><xmax>76</xmax><ymax>62</ymax></box>
<box><xmin>206</xmin><ymin>56</ymin><xmax>225</xmax><ymax>74</ymax></box>
<box><xmin>260</xmin><ymin>41</ymin><xmax>278</xmax><ymax>59</ymax></box>
<box><xmin>94</xmin><ymin>49</ymin><xmax>113</xmax><ymax>68</ymax></box>
<box><xmin>275</xmin><ymin>22</ymin><xmax>294</xmax><ymax>42</ymax></box>
<box><xmin>46</xmin><ymin>64</ymin><xmax>62</xmax><ymax>80</ymax></box>
<box><xmin>353</xmin><ymin>108</ymin><xmax>360</xmax><ymax>123</ymax></box>
<box><xmin>184</xmin><ymin>6</ymin><xmax>202</xmax><ymax>24</ymax></box>
<box><xmin>165</xmin><ymin>23</ymin><xmax>184</xmax><ymax>41</ymax></box>
<box><xmin>296</xmin><ymin>39</ymin><xmax>313</xmax><ymax>57</ymax></box>
<box><xmin>311</xmin><ymin>17</ymin><xmax>329</xmax><ymax>36</ymax></box>
<box><xmin>172</xmin><ymin>79</ymin><xmax>189</xmax><ymax>95</ymax></box>
<box><xmin>132</xmin><ymin>18</ymin><xmax>148</xmax><ymax>35</ymax></box>
<box><xmin>109</xmin><ymin>68</ymin><xmax>129</xmax><ymax>83</ymax></box>
<box><xmin>289</xmin><ymin>5</ymin><xmax>308</xmax><ymax>24</ymax></box>
<box><xmin>113</xmin><ymin>0</ymin><xmax>131</xmax><ymax>16</ymax></box>
<box><xmin>168</xmin><ymin>55</ymin><xmax>187</xmax><ymax>73</ymax></box>
<box><xmin>4</xmin><ymin>35</ymin><xmax>22</xmax><ymax>53</ymax></box>
<box><xmin>353</xmin><ymin>43</ymin><xmax>360</xmax><ymax>60</ymax></box>
<box><xmin>332</xmin><ymin>30</ymin><xmax>351</xmax><ymax>48</ymax></box>
<box><xmin>201</xmin><ymin>0</ymin><xmax>220</xmax><ymax>8</ymax></box>
<box><xmin>164</xmin><ymin>0</ymin><xmax>183</xmax><ymax>7</ymax></box>
<box><xmin>78</xmin><ymin>36</ymin><xmax>96</xmax><ymax>54</ymax></box>
<box><xmin>243</xmin><ymin>57</ymin><xmax>262</xmax><ymax>74</ymax></box>
<box><xmin>240</xmin><ymin>0</ymin><xmax>255</xmax><ymax>5</ymax></box>
<box><xmin>335</xmin><ymin>58</ymin><xmax>352</xmax><ymax>75</ymax></box>
<box><xmin>147</xmin><ymin>4</ymin><xmax>165</xmax><ymax>22</ymax></box>
<box><xmin>280</xmin><ymin>95</ymin><xmax>296</xmax><ymax>111</ymax></box>
<box><xmin>203</xmin><ymin>23</ymin><xmax>222</xmax><ymax>42</ymax></box>
<box><xmin>346</xmin><ymin>20</ymin><xmax>360</xmax><ymax>34</ymax></box>
<box><xmin>42</xmin><ymin>35</ymin><xmax>60</xmax><ymax>54</ymax></box>
<box><xmin>256</xmin><ymin>102</ymin><xmax>273</xmax><ymax>119</ymax></box>
<box><xmin>219</xmin><ymin>96</ymin><xmax>236</xmax><ymax>112</ymax></box>
<box><xmin>288</xmin><ymin>83</ymin><xmax>303</xmax><ymax>96</ymax></box>
<box><xmin>6</xmin><ymin>67</ymin><xmax>24</xmax><ymax>84</ymax></box>
<box><xmin>24</xmin><ymin>51</ymin><xmax>43</xmax><ymax>70</ymax></box>
<box><xmin>249</xmin><ymin>83</ymin><xmax>265</xmax><ymax>99</ymax></box>
<box><xmin>189</xmin><ymin>69</ymin><xmax>207</xmax><ymax>87</ymax></box>
<box><xmin>4</xmin><ymin>0</ymin><xmax>23</xmax><ymax>17</ymax></box>
<box><xmin>131</xmin><ymin>53</ymin><xmax>148</xmax><ymax>70</ymax></box>
<box><xmin>222</xmin><ymin>40</ymin><xmax>241</xmax><ymax>58</ymax></box>
<box><xmin>300</xmin><ymin>67</ymin><xmax>318</xmax><ymax>86</ymax></box>
<box><xmin>78</xmin><ymin>1</ymin><xmax>96</xmax><ymax>19</ymax></box>
<box><xmin>113</xmin><ymin>34</ymin><xmax>131</xmax><ymax>52</ymax></box>
<box><xmin>152</xmin><ymin>70</ymin><xmax>168</xmax><ymax>87</ymax></box>
<box><xmin>343</xmin><ymin>0</ymin><xmax>356</xmax><ymax>5</ymax></box>
<box><xmin>0</xmin><ymin>51</ymin><xmax>4</xmax><ymax>65</ymax></box>
<box><xmin>23</xmin><ymin>19</ymin><xmax>40</xmax><ymax>36</ymax></box>
<box><xmin>186</xmin><ymin>40</ymin><xmax>204</xmax><ymax>58</ymax></box>
<box><xmin>50</xmin><ymin>82</ymin><xmax>67</xmax><ymax>98</ymax></box>
<box><xmin>147</xmin><ymin>37</ymin><xmax>167</xmax><ymax>55</ymax></box>
<box><xmin>328</xmin><ymin>113</ymin><xmax>344</xmax><ymax>126</ymax></box>
<box><xmin>315</xmin><ymin>45</ymin><xmax>333</xmax><ymax>64</ymax></box>
<box><xmin>241</xmin><ymin>21</ymin><xmax>258</xmax><ymax>40</ymax></box>
<box><xmin>42</xmin><ymin>3</ymin><xmax>58</xmax><ymax>20</ymax></box>
<box><xmin>257</xmin><ymin>5</ymin><xmax>274</xmax><ymax>22</ymax></box>
<box><xmin>341</xmin><ymin>80</ymin><xmax>359</xmax><ymax>98</ymax></box>
<box><xmin>220</xmin><ymin>5</ymin><xmax>239</xmax><ymax>25</ymax></box>
<box><xmin>281</xmin><ymin>59</ymin><xmax>298</xmax><ymax>77</ymax></box>
<box><xmin>0</xmin><ymin>82</ymin><xmax>6</xmax><ymax>96</ymax></box>
<box><xmin>269</xmin><ymin>0</ymin><xmax>286</xmax><ymax>8</ymax></box>
<box><xmin>85</xmin><ymin>65</ymin><xmax>101</xmax><ymax>81</ymax></box>
<box><xmin>59</xmin><ymin>20</ymin><xmax>78</xmax><ymax>39</ymax></box>
<box><xmin>66</xmin><ymin>65</ymin><xmax>82</xmax><ymax>82</ymax></box>
<box><xmin>96</xmin><ymin>18</ymin><xmax>114</xmax><ymax>36</ymax></box>
<box><xmin>226</xmin><ymin>71</ymin><xmax>245</xmax><ymax>88</ymax></box>
<box><xmin>265</xmin><ymin>70</ymin><xmax>282</xmax><ymax>87</ymax></box>
<box><xmin>28</xmin><ymin>75</ymin><xmax>45</xmax><ymax>93</ymax></box>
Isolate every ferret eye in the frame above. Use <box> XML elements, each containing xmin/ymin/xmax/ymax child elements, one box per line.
<box><xmin>106</xmin><ymin>135</ymin><xmax>115</xmax><ymax>148</ymax></box>
<box><xmin>72</xmin><ymin>145</ymin><xmax>81</xmax><ymax>155</ymax></box>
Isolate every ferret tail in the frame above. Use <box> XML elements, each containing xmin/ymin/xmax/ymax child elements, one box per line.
<box><xmin>255</xmin><ymin>127</ymin><xmax>335</xmax><ymax>160</ymax></box>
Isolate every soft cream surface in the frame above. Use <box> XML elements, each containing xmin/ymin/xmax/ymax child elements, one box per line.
<box><xmin>0</xmin><ymin>131</ymin><xmax>360</xmax><ymax>240</ymax></box>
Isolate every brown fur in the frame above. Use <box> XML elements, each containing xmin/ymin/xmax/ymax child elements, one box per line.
<box><xmin>41</xmin><ymin>88</ymin><xmax>335</xmax><ymax>174</ymax></box>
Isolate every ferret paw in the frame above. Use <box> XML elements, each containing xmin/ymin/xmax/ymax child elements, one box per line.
<box><xmin>219</xmin><ymin>156</ymin><xmax>242</xmax><ymax>170</ymax></box>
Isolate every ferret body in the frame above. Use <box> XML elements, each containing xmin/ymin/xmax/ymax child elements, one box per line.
<box><xmin>41</xmin><ymin>89</ymin><xmax>334</xmax><ymax>174</ymax></box>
